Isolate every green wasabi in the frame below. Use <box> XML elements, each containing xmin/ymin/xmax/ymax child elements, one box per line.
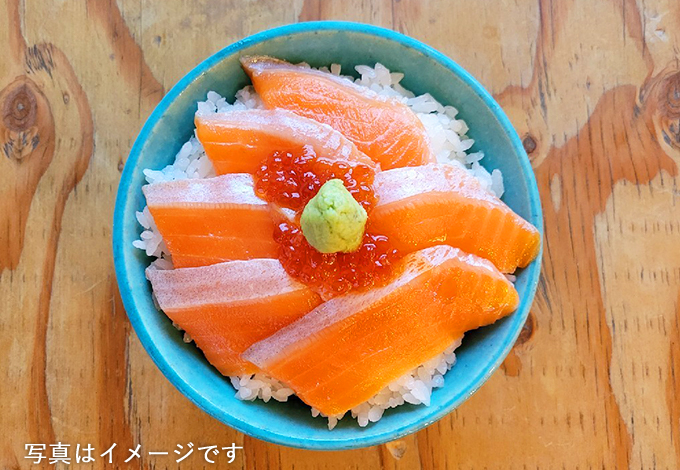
<box><xmin>300</xmin><ymin>179</ymin><xmax>367</xmax><ymax>253</ymax></box>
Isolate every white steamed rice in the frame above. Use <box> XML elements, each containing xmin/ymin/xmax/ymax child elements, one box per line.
<box><xmin>134</xmin><ymin>62</ymin><xmax>504</xmax><ymax>429</ymax></box>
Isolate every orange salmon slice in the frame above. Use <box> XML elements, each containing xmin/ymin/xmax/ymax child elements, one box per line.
<box><xmin>240</xmin><ymin>56</ymin><xmax>433</xmax><ymax>170</ymax></box>
<box><xmin>143</xmin><ymin>174</ymin><xmax>277</xmax><ymax>268</ymax></box>
<box><xmin>370</xmin><ymin>163</ymin><xmax>541</xmax><ymax>273</ymax></box>
<box><xmin>243</xmin><ymin>245</ymin><xmax>519</xmax><ymax>416</ymax></box>
<box><xmin>195</xmin><ymin>109</ymin><xmax>376</xmax><ymax>174</ymax></box>
<box><xmin>147</xmin><ymin>259</ymin><xmax>323</xmax><ymax>375</ymax></box>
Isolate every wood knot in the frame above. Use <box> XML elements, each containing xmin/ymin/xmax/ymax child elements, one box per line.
<box><xmin>641</xmin><ymin>67</ymin><xmax>680</xmax><ymax>152</ymax></box>
<box><xmin>2</xmin><ymin>83</ymin><xmax>37</xmax><ymax>132</ymax></box>
<box><xmin>660</xmin><ymin>71</ymin><xmax>680</xmax><ymax>121</ymax></box>
<box><xmin>659</xmin><ymin>71</ymin><xmax>680</xmax><ymax>150</ymax></box>
<box><xmin>515</xmin><ymin>311</ymin><xmax>535</xmax><ymax>346</ymax></box>
<box><xmin>522</xmin><ymin>134</ymin><xmax>537</xmax><ymax>154</ymax></box>
<box><xmin>0</xmin><ymin>76</ymin><xmax>53</xmax><ymax>162</ymax></box>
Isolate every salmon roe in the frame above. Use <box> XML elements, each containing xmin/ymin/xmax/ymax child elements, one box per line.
<box><xmin>256</xmin><ymin>145</ymin><xmax>399</xmax><ymax>296</ymax></box>
<box><xmin>274</xmin><ymin>222</ymin><xmax>400</xmax><ymax>297</ymax></box>
<box><xmin>254</xmin><ymin>145</ymin><xmax>376</xmax><ymax>212</ymax></box>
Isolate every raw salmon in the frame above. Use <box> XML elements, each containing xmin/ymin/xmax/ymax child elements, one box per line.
<box><xmin>195</xmin><ymin>109</ymin><xmax>376</xmax><ymax>174</ymax></box>
<box><xmin>240</xmin><ymin>56</ymin><xmax>433</xmax><ymax>170</ymax></box>
<box><xmin>147</xmin><ymin>259</ymin><xmax>323</xmax><ymax>375</ymax></box>
<box><xmin>369</xmin><ymin>164</ymin><xmax>540</xmax><ymax>273</ymax></box>
<box><xmin>243</xmin><ymin>245</ymin><xmax>519</xmax><ymax>416</ymax></box>
<box><xmin>143</xmin><ymin>174</ymin><xmax>277</xmax><ymax>268</ymax></box>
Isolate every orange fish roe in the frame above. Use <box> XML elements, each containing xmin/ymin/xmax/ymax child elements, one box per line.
<box><xmin>255</xmin><ymin>146</ymin><xmax>376</xmax><ymax>212</ymax></box>
<box><xmin>274</xmin><ymin>222</ymin><xmax>401</xmax><ymax>298</ymax></box>
<box><xmin>256</xmin><ymin>145</ymin><xmax>398</xmax><ymax>296</ymax></box>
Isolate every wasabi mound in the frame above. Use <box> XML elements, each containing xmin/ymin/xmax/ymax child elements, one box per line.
<box><xmin>300</xmin><ymin>179</ymin><xmax>367</xmax><ymax>253</ymax></box>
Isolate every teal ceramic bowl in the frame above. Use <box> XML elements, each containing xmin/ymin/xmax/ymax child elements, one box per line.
<box><xmin>113</xmin><ymin>21</ymin><xmax>543</xmax><ymax>450</ymax></box>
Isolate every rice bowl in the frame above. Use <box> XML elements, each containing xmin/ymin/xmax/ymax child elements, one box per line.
<box><xmin>115</xmin><ymin>21</ymin><xmax>540</xmax><ymax>448</ymax></box>
<box><xmin>133</xmin><ymin>62</ymin><xmax>512</xmax><ymax>429</ymax></box>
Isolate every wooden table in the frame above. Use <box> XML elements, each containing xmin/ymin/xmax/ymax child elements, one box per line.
<box><xmin>2</xmin><ymin>0</ymin><xmax>679</xmax><ymax>468</ymax></box>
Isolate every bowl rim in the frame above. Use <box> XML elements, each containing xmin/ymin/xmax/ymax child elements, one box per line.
<box><xmin>113</xmin><ymin>20</ymin><xmax>543</xmax><ymax>450</ymax></box>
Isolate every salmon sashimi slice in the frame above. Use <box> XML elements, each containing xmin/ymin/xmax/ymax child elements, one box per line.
<box><xmin>369</xmin><ymin>163</ymin><xmax>541</xmax><ymax>273</ymax></box>
<box><xmin>147</xmin><ymin>259</ymin><xmax>323</xmax><ymax>375</ymax></box>
<box><xmin>240</xmin><ymin>56</ymin><xmax>434</xmax><ymax>170</ymax></box>
<box><xmin>143</xmin><ymin>174</ymin><xmax>277</xmax><ymax>268</ymax></box>
<box><xmin>195</xmin><ymin>109</ymin><xmax>377</xmax><ymax>174</ymax></box>
<box><xmin>243</xmin><ymin>245</ymin><xmax>519</xmax><ymax>416</ymax></box>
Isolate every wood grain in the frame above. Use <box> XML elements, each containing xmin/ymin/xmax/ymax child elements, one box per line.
<box><xmin>1</xmin><ymin>0</ymin><xmax>679</xmax><ymax>468</ymax></box>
